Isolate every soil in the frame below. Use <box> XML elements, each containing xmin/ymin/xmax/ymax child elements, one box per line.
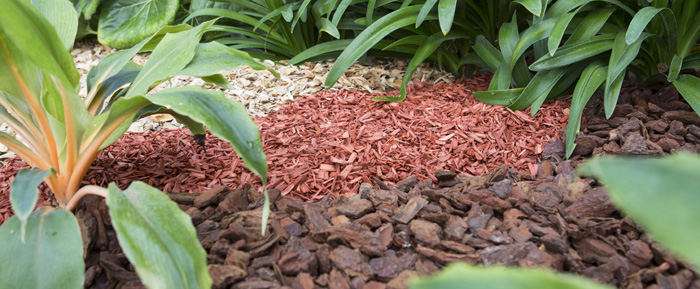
<box><xmin>2</xmin><ymin>77</ymin><xmax>700</xmax><ymax>289</ymax></box>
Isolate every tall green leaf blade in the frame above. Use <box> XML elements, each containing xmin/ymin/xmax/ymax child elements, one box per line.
<box><xmin>10</xmin><ymin>168</ymin><xmax>51</xmax><ymax>227</ymax></box>
<box><xmin>566</xmin><ymin>62</ymin><xmax>607</xmax><ymax>158</ymax></box>
<box><xmin>667</xmin><ymin>54</ymin><xmax>683</xmax><ymax>82</ymax></box>
<box><xmin>107</xmin><ymin>182</ymin><xmax>212</xmax><ymax>289</ymax></box>
<box><xmin>566</xmin><ymin>8</ymin><xmax>615</xmax><ymax>44</ymax></box>
<box><xmin>30</xmin><ymin>0</ymin><xmax>78</xmax><ymax>50</ymax></box>
<box><xmin>530</xmin><ymin>34</ymin><xmax>615</xmax><ymax>71</ymax></box>
<box><xmin>318</xmin><ymin>17</ymin><xmax>341</xmax><ymax>39</ymax></box>
<box><xmin>513</xmin><ymin>0</ymin><xmax>542</xmax><ymax>17</ymax></box>
<box><xmin>98</xmin><ymin>0</ymin><xmax>179</xmax><ymax>49</ymax></box>
<box><xmin>472</xmin><ymin>35</ymin><xmax>503</xmax><ymax>71</ymax></box>
<box><xmin>579</xmin><ymin>153</ymin><xmax>700</xmax><ymax>272</ymax></box>
<box><xmin>438</xmin><ymin>0</ymin><xmax>457</xmax><ymax>35</ymax></box>
<box><xmin>126</xmin><ymin>20</ymin><xmax>214</xmax><ymax>98</ymax></box>
<box><xmin>673</xmin><ymin>74</ymin><xmax>700</xmax><ymax>116</ymax></box>
<box><xmin>510</xmin><ymin>67</ymin><xmax>567</xmax><ymax>112</ymax></box>
<box><xmin>0</xmin><ymin>0</ymin><xmax>79</xmax><ymax>87</ymax></box>
<box><xmin>473</xmin><ymin>88</ymin><xmax>524</xmax><ymax>106</ymax></box>
<box><xmin>604</xmin><ymin>31</ymin><xmax>645</xmax><ymax>118</ymax></box>
<box><xmin>325</xmin><ymin>6</ymin><xmax>422</xmax><ymax>87</ymax></box>
<box><xmin>179</xmin><ymin>42</ymin><xmax>279</xmax><ymax>78</ymax></box>
<box><xmin>625</xmin><ymin>7</ymin><xmax>664</xmax><ymax>45</ymax></box>
<box><xmin>410</xmin><ymin>263</ymin><xmax>613</xmax><ymax>289</ymax></box>
<box><xmin>0</xmin><ymin>208</ymin><xmax>84</xmax><ymax>289</ymax></box>
<box><xmin>548</xmin><ymin>9</ymin><xmax>578</xmax><ymax>56</ymax></box>
<box><xmin>144</xmin><ymin>86</ymin><xmax>267</xmax><ymax>182</ymax></box>
<box><xmin>416</xmin><ymin>0</ymin><xmax>438</xmax><ymax>27</ymax></box>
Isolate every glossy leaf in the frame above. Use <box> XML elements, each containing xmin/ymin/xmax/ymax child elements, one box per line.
<box><xmin>566</xmin><ymin>62</ymin><xmax>607</xmax><ymax>158</ymax></box>
<box><xmin>107</xmin><ymin>182</ymin><xmax>211</xmax><ymax>289</ymax></box>
<box><xmin>10</xmin><ymin>168</ymin><xmax>51</xmax><ymax>232</ymax></box>
<box><xmin>673</xmin><ymin>74</ymin><xmax>700</xmax><ymax>116</ymax></box>
<box><xmin>473</xmin><ymin>35</ymin><xmax>503</xmax><ymax>71</ymax></box>
<box><xmin>529</xmin><ymin>34</ymin><xmax>615</xmax><ymax>71</ymax></box>
<box><xmin>548</xmin><ymin>9</ymin><xmax>578</xmax><ymax>56</ymax></box>
<box><xmin>318</xmin><ymin>17</ymin><xmax>341</xmax><ymax>39</ymax></box>
<box><xmin>30</xmin><ymin>0</ymin><xmax>78</xmax><ymax>50</ymax></box>
<box><xmin>513</xmin><ymin>0</ymin><xmax>543</xmax><ymax>17</ymax></box>
<box><xmin>179</xmin><ymin>42</ymin><xmax>279</xmax><ymax>78</ymax></box>
<box><xmin>604</xmin><ymin>31</ymin><xmax>646</xmax><ymax>118</ymax></box>
<box><xmin>0</xmin><ymin>208</ymin><xmax>84</xmax><ymax>289</ymax></box>
<box><xmin>473</xmin><ymin>88</ymin><xmax>525</xmax><ymax>106</ymax></box>
<box><xmin>410</xmin><ymin>263</ymin><xmax>613</xmax><ymax>289</ymax></box>
<box><xmin>579</xmin><ymin>154</ymin><xmax>700</xmax><ymax>272</ymax></box>
<box><xmin>625</xmin><ymin>7</ymin><xmax>665</xmax><ymax>45</ymax></box>
<box><xmin>98</xmin><ymin>0</ymin><xmax>179</xmax><ymax>49</ymax></box>
<box><xmin>509</xmin><ymin>67</ymin><xmax>567</xmax><ymax>112</ymax></box>
<box><xmin>417</xmin><ymin>0</ymin><xmax>438</xmax><ymax>27</ymax></box>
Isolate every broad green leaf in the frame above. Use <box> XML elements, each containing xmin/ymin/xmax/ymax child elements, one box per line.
<box><xmin>73</xmin><ymin>0</ymin><xmax>99</xmax><ymax>19</ymax></box>
<box><xmin>438</xmin><ymin>0</ymin><xmax>457</xmax><ymax>35</ymax></box>
<box><xmin>126</xmin><ymin>20</ymin><xmax>214</xmax><ymax>98</ymax></box>
<box><xmin>673</xmin><ymin>74</ymin><xmax>700</xmax><ymax>116</ymax></box>
<box><xmin>107</xmin><ymin>182</ymin><xmax>211</xmax><ymax>289</ymax></box>
<box><xmin>604</xmin><ymin>31</ymin><xmax>646</xmax><ymax>118</ymax></box>
<box><xmin>566</xmin><ymin>62</ymin><xmax>607</xmax><ymax>158</ymax></box>
<box><xmin>10</xmin><ymin>168</ymin><xmax>51</xmax><ymax>232</ymax></box>
<box><xmin>530</xmin><ymin>34</ymin><xmax>615</xmax><ymax>71</ymax></box>
<box><xmin>579</xmin><ymin>153</ymin><xmax>700</xmax><ymax>272</ymax></box>
<box><xmin>0</xmin><ymin>0</ymin><xmax>79</xmax><ymax>87</ymax></box>
<box><xmin>144</xmin><ymin>86</ymin><xmax>267</xmax><ymax>182</ymax></box>
<box><xmin>603</xmin><ymin>73</ymin><xmax>624</xmax><ymax>119</ymax></box>
<box><xmin>30</xmin><ymin>0</ymin><xmax>79</xmax><ymax>50</ymax></box>
<box><xmin>513</xmin><ymin>0</ymin><xmax>542</xmax><ymax>17</ymax></box>
<box><xmin>510</xmin><ymin>67</ymin><xmax>568</xmax><ymax>112</ymax></box>
<box><xmin>473</xmin><ymin>88</ymin><xmax>525</xmax><ymax>106</ymax></box>
<box><xmin>98</xmin><ymin>0</ymin><xmax>179</xmax><ymax>49</ymax></box>
<box><xmin>410</xmin><ymin>263</ymin><xmax>613</xmax><ymax>289</ymax></box>
<box><xmin>566</xmin><ymin>8</ymin><xmax>615</xmax><ymax>44</ymax></box>
<box><xmin>667</xmin><ymin>54</ymin><xmax>683</xmax><ymax>82</ymax></box>
<box><xmin>0</xmin><ymin>208</ymin><xmax>84</xmax><ymax>289</ymax></box>
<box><xmin>626</xmin><ymin>7</ymin><xmax>665</xmax><ymax>45</ymax></box>
<box><xmin>201</xmin><ymin>74</ymin><xmax>236</xmax><ymax>90</ymax></box>
<box><xmin>179</xmin><ymin>42</ymin><xmax>279</xmax><ymax>78</ymax></box>
<box><xmin>87</xmin><ymin>61</ymin><xmax>142</xmax><ymax>114</ymax></box>
<box><xmin>325</xmin><ymin>6</ymin><xmax>422</xmax><ymax>87</ymax></box>
<box><xmin>416</xmin><ymin>0</ymin><xmax>438</xmax><ymax>27</ymax></box>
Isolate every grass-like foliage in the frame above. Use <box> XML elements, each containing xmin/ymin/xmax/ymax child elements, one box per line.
<box><xmin>471</xmin><ymin>0</ymin><xmax>700</xmax><ymax>158</ymax></box>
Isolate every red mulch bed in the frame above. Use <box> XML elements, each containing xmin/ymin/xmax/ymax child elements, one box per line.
<box><xmin>0</xmin><ymin>75</ymin><xmax>571</xmax><ymax>223</ymax></box>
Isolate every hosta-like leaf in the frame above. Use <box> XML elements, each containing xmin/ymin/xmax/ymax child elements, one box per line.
<box><xmin>9</xmin><ymin>168</ymin><xmax>51</xmax><ymax>240</ymax></box>
<box><xmin>107</xmin><ymin>182</ymin><xmax>211</xmax><ymax>289</ymax></box>
<box><xmin>579</xmin><ymin>154</ymin><xmax>700</xmax><ymax>272</ymax></box>
<box><xmin>566</xmin><ymin>62</ymin><xmax>607</xmax><ymax>158</ymax></box>
<box><xmin>0</xmin><ymin>208</ymin><xmax>84</xmax><ymax>289</ymax></box>
<box><xmin>410</xmin><ymin>263</ymin><xmax>613</xmax><ymax>289</ymax></box>
<box><xmin>30</xmin><ymin>0</ymin><xmax>78</xmax><ymax>50</ymax></box>
<box><xmin>673</xmin><ymin>74</ymin><xmax>700</xmax><ymax>116</ymax></box>
<box><xmin>98</xmin><ymin>0</ymin><xmax>179</xmax><ymax>49</ymax></box>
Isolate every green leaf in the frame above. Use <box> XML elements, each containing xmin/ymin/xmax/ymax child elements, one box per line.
<box><xmin>144</xmin><ymin>86</ymin><xmax>267</xmax><ymax>183</ymax></box>
<box><xmin>566</xmin><ymin>8</ymin><xmax>615</xmax><ymax>44</ymax></box>
<box><xmin>0</xmin><ymin>208</ymin><xmax>84</xmax><ymax>289</ymax></box>
<box><xmin>179</xmin><ymin>42</ymin><xmax>279</xmax><ymax>78</ymax></box>
<box><xmin>126</xmin><ymin>20</ymin><xmax>214</xmax><ymax>98</ymax></box>
<box><xmin>472</xmin><ymin>35</ymin><xmax>503</xmax><ymax>71</ymax></box>
<box><xmin>473</xmin><ymin>88</ymin><xmax>525</xmax><ymax>106</ymax></box>
<box><xmin>510</xmin><ymin>67</ymin><xmax>568</xmax><ymax>112</ymax></box>
<box><xmin>604</xmin><ymin>31</ymin><xmax>646</xmax><ymax>118</ymax></box>
<box><xmin>579</xmin><ymin>153</ymin><xmax>700</xmax><ymax>272</ymax></box>
<box><xmin>438</xmin><ymin>0</ymin><xmax>457</xmax><ymax>35</ymax></box>
<box><xmin>667</xmin><ymin>54</ymin><xmax>683</xmax><ymax>82</ymax></box>
<box><xmin>416</xmin><ymin>0</ymin><xmax>438</xmax><ymax>27</ymax></box>
<box><xmin>548</xmin><ymin>9</ymin><xmax>578</xmax><ymax>56</ymax></box>
<box><xmin>30</xmin><ymin>0</ymin><xmax>79</xmax><ymax>50</ymax></box>
<box><xmin>318</xmin><ymin>17</ymin><xmax>341</xmax><ymax>39</ymax></box>
<box><xmin>566</xmin><ymin>62</ymin><xmax>607</xmax><ymax>158</ymax></box>
<box><xmin>529</xmin><ymin>34</ymin><xmax>615</xmax><ymax>71</ymax></box>
<box><xmin>107</xmin><ymin>182</ymin><xmax>211</xmax><ymax>289</ymax></box>
<box><xmin>201</xmin><ymin>74</ymin><xmax>235</xmax><ymax>90</ymax></box>
<box><xmin>98</xmin><ymin>0</ymin><xmax>179</xmax><ymax>49</ymax></box>
<box><xmin>409</xmin><ymin>263</ymin><xmax>613</xmax><ymax>289</ymax></box>
<box><xmin>325</xmin><ymin>6</ymin><xmax>422</xmax><ymax>87</ymax></box>
<box><xmin>10</xmin><ymin>168</ymin><xmax>52</xmax><ymax>239</ymax></box>
<box><xmin>0</xmin><ymin>0</ymin><xmax>79</xmax><ymax>87</ymax></box>
<box><xmin>513</xmin><ymin>0</ymin><xmax>543</xmax><ymax>17</ymax></box>
<box><xmin>625</xmin><ymin>7</ymin><xmax>664</xmax><ymax>45</ymax></box>
<box><xmin>673</xmin><ymin>74</ymin><xmax>700</xmax><ymax>116</ymax></box>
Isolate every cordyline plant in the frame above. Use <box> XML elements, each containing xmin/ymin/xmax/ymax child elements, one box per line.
<box><xmin>0</xmin><ymin>0</ymin><xmax>276</xmax><ymax>288</ymax></box>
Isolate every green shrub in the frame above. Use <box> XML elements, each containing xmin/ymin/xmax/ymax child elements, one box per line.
<box><xmin>0</xmin><ymin>1</ymin><xmax>276</xmax><ymax>287</ymax></box>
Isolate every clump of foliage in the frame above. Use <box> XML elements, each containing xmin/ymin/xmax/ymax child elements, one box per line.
<box><xmin>410</xmin><ymin>153</ymin><xmax>700</xmax><ymax>288</ymax></box>
<box><xmin>0</xmin><ymin>0</ymin><xmax>276</xmax><ymax>287</ymax></box>
<box><xmin>471</xmin><ymin>0</ymin><xmax>700</xmax><ymax>159</ymax></box>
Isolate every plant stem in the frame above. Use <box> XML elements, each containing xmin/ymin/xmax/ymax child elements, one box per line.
<box><xmin>65</xmin><ymin>185</ymin><xmax>108</xmax><ymax>211</ymax></box>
